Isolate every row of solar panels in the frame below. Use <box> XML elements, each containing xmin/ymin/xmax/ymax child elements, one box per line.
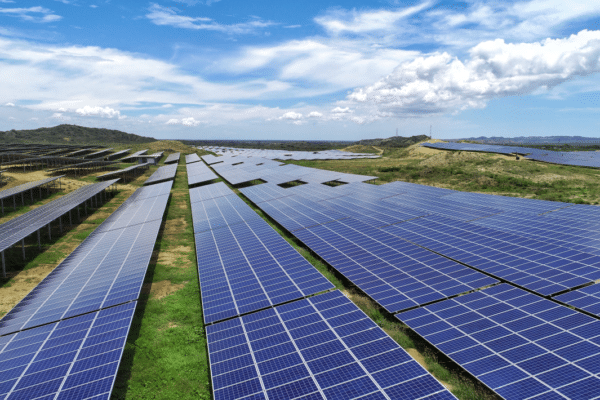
<box><xmin>186</xmin><ymin>161</ymin><xmax>217</xmax><ymax>187</ymax></box>
<box><xmin>0</xmin><ymin>180</ymin><xmax>173</xmax><ymax>399</ymax></box>
<box><xmin>423</xmin><ymin>142</ymin><xmax>600</xmax><ymax>169</ymax></box>
<box><xmin>199</xmin><ymin>146</ymin><xmax>380</xmax><ymax>161</ymax></box>
<box><xmin>205</xmin><ymin>155</ymin><xmax>377</xmax><ymax>186</ymax></box>
<box><xmin>189</xmin><ymin>181</ymin><xmax>458</xmax><ymax>399</ymax></box>
<box><xmin>233</xmin><ymin>172</ymin><xmax>600</xmax><ymax>398</ymax></box>
<box><xmin>0</xmin><ymin>179</ymin><xmax>119</xmax><ymax>254</ymax></box>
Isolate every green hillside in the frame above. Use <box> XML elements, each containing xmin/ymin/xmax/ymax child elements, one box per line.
<box><xmin>355</xmin><ymin>134</ymin><xmax>430</xmax><ymax>147</ymax></box>
<box><xmin>0</xmin><ymin>124</ymin><xmax>155</xmax><ymax>145</ymax></box>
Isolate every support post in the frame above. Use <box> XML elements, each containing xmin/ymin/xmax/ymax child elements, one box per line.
<box><xmin>38</xmin><ymin>230</ymin><xmax>41</xmax><ymax>249</ymax></box>
<box><xmin>21</xmin><ymin>239</ymin><xmax>25</xmax><ymax>261</ymax></box>
<box><xmin>2</xmin><ymin>251</ymin><xmax>5</xmax><ymax>279</ymax></box>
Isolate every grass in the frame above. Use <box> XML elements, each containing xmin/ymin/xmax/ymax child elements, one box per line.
<box><xmin>111</xmin><ymin>156</ymin><xmax>209</xmax><ymax>400</ymax></box>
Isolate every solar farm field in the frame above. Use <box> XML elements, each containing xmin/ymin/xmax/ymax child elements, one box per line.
<box><xmin>4</xmin><ymin>139</ymin><xmax>600</xmax><ymax>400</ymax></box>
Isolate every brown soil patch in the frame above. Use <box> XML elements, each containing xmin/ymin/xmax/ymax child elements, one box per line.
<box><xmin>159</xmin><ymin>321</ymin><xmax>180</xmax><ymax>331</ymax></box>
<box><xmin>164</xmin><ymin>217</ymin><xmax>187</xmax><ymax>235</ymax></box>
<box><xmin>0</xmin><ymin>264</ymin><xmax>55</xmax><ymax>314</ymax></box>
<box><xmin>158</xmin><ymin>246</ymin><xmax>193</xmax><ymax>266</ymax></box>
<box><xmin>142</xmin><ymin>280</ymin><xmax>187</xmax><ymax>300</ymax></box>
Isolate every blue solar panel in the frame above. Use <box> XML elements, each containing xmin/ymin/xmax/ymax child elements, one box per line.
<box><xmin>0</xmin><ymin>220</ymin><xmax>161</xmax><ymax>336</ymax></box>
<box><xmin>206</xmin><ymin>290</ymin><xmax>456</xmax><ymax>400</ymax></box>
<box><xmin>144</xmin><ymin>164</ymin><xmax>177</xmax><ymax>185</ymax></box>
<box><xmin>398</xmin><ymin>284</ymin><xmax>600</xmax><ymax>399</ymax></box>
<box><xmin>189</xmin><ymin>182</ymin><xmax>234</xmax><ymax>203</ymax></box>
<box><xmin>383</xmin><ymin>215</ymin><xmax>600</xmax><ymax>296</ymax></box>
<box><xmin>555</xmin><ymin>283</ymin><xmax>600</xmax><ymax>316</ymax></box>
<box><xmin>195</xmin><ymin>218</ymin><xmax>333</xmax><ymax>324</ymax></box>
<box><xmin>256</xmin><ymin>195</ymin><xmax>348</xmax><ymax>232</ymax></box>
<box><xmin>191</xmin><ymin>194</ymin><xmax>263</xmax><ymax>233</ymax></box>
<box><xmin>293</xmin><ymin>218</ymin><xmax>496</xmax><ymax>313</ymax></box>
<box><xmin>0</xmin><ymin>301</ymin><xmax>135</xmax><ymax>400</ymax></box>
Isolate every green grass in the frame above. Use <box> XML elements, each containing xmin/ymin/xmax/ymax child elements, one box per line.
<box><xmin>112</xmin><ymin>156</ymin><xmax>209</xmax><ymax>400</ymax></box>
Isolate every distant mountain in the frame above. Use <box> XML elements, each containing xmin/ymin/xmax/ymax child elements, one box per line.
<box><xmin>0</xmin><ymin>124</ymin><xmax>155</xmax><ymax>145</ymax></box>
<box><xmin>355</xmin><ymin>135</ymin><xmax>430</xmax><ymax>147</ymax></box>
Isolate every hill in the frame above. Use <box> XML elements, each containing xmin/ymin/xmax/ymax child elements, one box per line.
<box><xmin>354</xmin><ymin>134</ymin><xmax>430</xmax><ymax>147</ymax></box>
<box><xmin>0</xmin><ymin>124</ymin><xmax>155</xmax><ymax>145</ymax></box>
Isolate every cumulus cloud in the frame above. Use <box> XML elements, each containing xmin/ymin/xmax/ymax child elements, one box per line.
<box><xmin>146</xmin><ymin>4</ymin><xmax>274</xmax><ymax>34</ymax></box>
<box><xmin>307</xmin><ymin>111</ymin><xmax>323</xmax><ymax>118</ymax></box>
<box><xmin>166</xmin><ymin>117</ymin><xmax>201</xmax><ymax>126</ymax></box>
<box><xmin>51</xmin><ymin>112</ymin><xmax>70</xmax><ymax>121</ymax></box>
<box><xmin>280</xmin><ymin>111</ymin><xmax>302</xmax><ymax>120</ymax></box>
<box><xmin>4</xmin><ymin>102</ymin><xmax>14</xmax><ymax>107</ymax></box>
<box><xmin>75</xmin><ymin>105</ymin><xmax>120</xmax><ymax>118</ymax></box>
<box><xmin>349</xmin><ymin>29</ymin><xmax>600</xmax><ymax>117</ymax></box>
<box><xmin>0</xmin><ymin>6</ymin><xmax>61</xmax><ymax>23</ymax></box>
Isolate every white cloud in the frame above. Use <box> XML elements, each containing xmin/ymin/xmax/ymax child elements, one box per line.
<box><xmin>146</xmin><ymin>4</ymin><xmax>274</xmax><ymax>35</ymax></box>
<box><xmin>4</xmin><ymin>102</ymin><xmax>14</xmax><ymax>107</ymax></box>
<box><xmin>75</xmin><ymin>105</ymin><xmax>120</xmax><ymax>118</ymax></box>
<box><xmin>51</xmin><ymin>112</ymin><xmax>70</xmax><ymax>121</ymax></box>
<box><xmin>0</xmin><ymin>6</ymin><xmax>61</xmax><ymax>23</ymax></box>
<box><xmin>349</xmin><ymin>29</ymin><xmax>600</xmax><ymax>117</ymax></box>
<box><xmin>315</xmin><ymin>2</ymin><xmax>432</xmax><ymax>35</ymax></box>
<box><xmin>181</xmin><ymin>117</ymin><xmax>200</xmax><ymax>126</ymax></box>
<box><xmin>165</xmin><ymin>117</ymin><xmax>202</xmax><ymax>126</ymax></box>
<box><xmin>280</xmin><ymin>111</ymin><xmax>302</xmax><ymax>120</ymax></box>
<box><xmin>307</xmin><ymin>111</ymin><xmax>323</xmax><ymax>118</ymax></box>
<box><xmin>331</xmin><ymin>107</ymin><xmax>352</xmax><ymax>113</ymax></box>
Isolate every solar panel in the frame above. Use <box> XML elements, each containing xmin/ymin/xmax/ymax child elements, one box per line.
<box><xmin>0</xmin><ymin>176</ymin><xmax>64</xmax><ymax>202</ymax></box>
<box><xmin>195</xmin><ymin>217</ymin><xmax>333</xmax><ymax>324</ymax></box>
<box><xmin>96</xmin><ymin>163</ymin><xmax>150</xmax><ymax>180</ymax></box>
<box><xmin>191</xmin><ymin>194</ymin><xmax>262</xmax><ymax>233</ymax></box>
<box><xmin>189</xmin><ymin>182</ymin><xmax>234</xmax><ymax>203</ymax></box>
<box><xmin>164</xmin><ymin>152</ymin><xmax>181</xmax><ymax>164</ymax></box>
<box><xmin>0</xmin><ymin>301</ymin><xmax>135</xmax><ymax>400</ymax></box>
<box><xmin>144</xmin><ymin>164</ymin><xmax>177</xmax><ymax>185</ymax></box>
<box><xmin>0</xmin><ymin>179</ymin><xmax>119</xmax><ymax>254</ymax></box>
<box><xmin>187</xmin><ymin>161</ymin><xmax>218</xmax><ymax>186</ymax></box>
<box><xmin>206</xmin><ymin>290</ymin><xmax>456</xmax><ymax>400</ymax></box>
<box><xmin>382</xmin><ymin>215</ymin><xmax>600</xmax><ymax>296</ymax></box>
<box><xmin>186</xmin><ymin>153</ymin><xmax>201</xmax><ymax>164</ymax></box>
<box><xmin>398</xmin><ymin>283</ymin><xmax>600</xmax><ymax>400</ymax></box>
<box><xmin>0</xmin><ymin>219</ymin><xmax>161</xmax><ymax>335</ymax></box>
<box><xmin>119</xmin><ymin>149</ymin><xmax>147</xmax><ymax>162</ymax></box>
<box><xmin>256</xmin><ymin>195</ymin><xmax>348</xmax><ymax>232</ymax></box>
<box><xmin>292</xmin><ymin>218</ymin><xmax>496</xmax><ymax>313</ymax></box>
<box><xmin>555</xmin><ymin>283</ymin><xmax>600</xmax><ymax>316</ymax></box>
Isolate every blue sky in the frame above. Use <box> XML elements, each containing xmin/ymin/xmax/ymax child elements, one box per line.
<box><xmin>2</xmin><ymin>0</ymin><xmax>600</xmax><ymax>140</ymax></box>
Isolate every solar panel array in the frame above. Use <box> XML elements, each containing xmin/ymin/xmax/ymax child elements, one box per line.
<box><xmin>190</xmin><ymin>182</ymin><xmax>333</xmax><ymax>324</ymax></box>
<box><xmin>186</xmin><ymin>153</ymin><xmax>201</xmax><ymax>164</ymax></box>
<box><xmin>0</xmin><ymin>179</ymin><xmax>119</xmax><ymax>254</ymax></box>
<box><xmin>186</xmin><ymin>161</ymin><xmax>218</xmax><ymax>186</ymax></box>
<box><xmin>0</xmin><ymin>301</ymin><xmax>136</xmax><ymax>400</ymax></box>
<box><xmin>200</xmin><ymin>146</ymin><xmax>380</xmax><ymax>160</ymax></box>
<box><xmin>423</xmin><ymin>142</ymin><xmax>600</xmax><ymax>169</ymax></box>
<box><xmin>144</xmin><ymin>164</ymin><xmax>177</xmax><ymax>185</ymax></box>
<box><xmin>0</xmin><ymin>175</ymin><xmax>63</xmax><ymax>202</ymax></box>
<box><xmin>223</xmin><ymin>157</ymin><xmax>600</xmax><ymax>397</ymax></box>
<box><xmin>189</xmin><ymin>181</ymin><xmax>234</xmax><ymax>203</ymax></box>
<box><xmin>398</xmin><ymin>284</ymin><xmax>600</xmax><ymax>400</ymax></box>
<box><xmin>207</xmin><ymin>290</ymin><xmax>457</xmax><ymax>400</ymax></box>
<box><xmin>96</xmin><ymin>162</ymin><xmax>150</xmax><ymax>180</ymax></box>
<box><xmin>164</xmin><ymin>152</ymin><xmax>181</xmax><ymax>164</ymax></box>
<box><xmin>211</xmin><ymin>155</ymin><xmax>377</xmax><ymax>186</ymax></box>
<box><xmin>119</xmin><ymin>149</ymin><xmax>148</xmax><ymax>162</ymax></box>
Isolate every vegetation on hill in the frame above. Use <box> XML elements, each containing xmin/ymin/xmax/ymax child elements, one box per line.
<box><xmin>0</xmin><ymin>124</ymin><xmax>155</xmax><ymax>145</ymax></box>
<box><xmin>354</xmin><ymin>134</ymin><xmax>430</xmax><ymax>147</ymax></box>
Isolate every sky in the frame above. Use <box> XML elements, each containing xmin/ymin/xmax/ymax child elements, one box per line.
<box><xmin>2</xmin><ymin>1</ymin><xmax>600</xmax><ymax>140</ymax></box>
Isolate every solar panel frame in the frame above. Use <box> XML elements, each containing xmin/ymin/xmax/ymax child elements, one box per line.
<box><xmin>144</xmin><ymin>164</ymin><xmax>177</xmax><ymax>185</ymax></box>
<box><xmin>0</xmin><ymin>301</ymin><xmax>136</xmax><ymax>400</ymax></box>
<box><xmin>206</xmin><ymin>290</ymin><xmax>457</xmax><ymax>400</ymax></box>
<box><xmin>397</xmin><ymin>283</ymin><xmax>600</xmax><ymax>400</ymax></box>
